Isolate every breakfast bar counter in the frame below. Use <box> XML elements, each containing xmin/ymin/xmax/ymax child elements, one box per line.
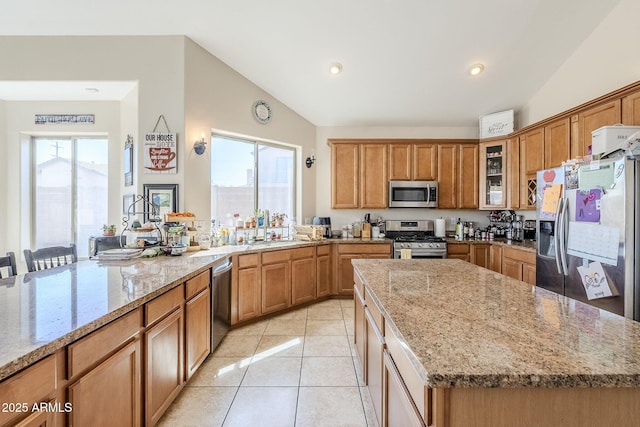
<box><xmin>352</xmin><ymin>258</ymin><xmax>640</xmax><ymax>426</ymax></box>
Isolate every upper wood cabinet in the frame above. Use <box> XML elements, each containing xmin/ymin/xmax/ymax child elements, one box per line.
<box><xmin>479</xmin><ymin>140</ymin><xmax>507</xmax><ymax>210</ymax></box>
<box><xmin>571</xmin><ymin>100</ymin><xmax>621</xmax><ymax>158</ymax></box>
<box><xmin>522</xmin><ymin>127</ymin><xmax>544</xmax><ymax>175</ymax></box>
<box><xmin>438</xmin><ymin>143</ymin><xmax>478</xmax><ymax>209</ymax></box>
<box><xmin>622</xmin><ymin>89</ymin><xmax>640</xmax><ymax>125</ymax></box>
<box><xmin>331</xmin><ymin>143</ymin><xmax>359</xmax><ymax>209</ymax></box>
<box><xmin>360</xmin><ymin>143</ymin><xmax>388</xmax><ymax>208</ymax></box>
<box><xmin>388</xmin><ymin>143</ymin><xmax>437</xmax><ymax>181</ymax></box>
<box><xmin>507</xmin><ymin>137</ymin><xmax>520</xmax><ymax>209</ymax></box>
<box><xmin>544</xmin><ymin>118</ymin><xmax>571</xmax><ymax>168</ymax></box>
<box><xmin>331</xmin><ymin>141</ymin><xmax>388</xmax><ymax>209</ymax></box>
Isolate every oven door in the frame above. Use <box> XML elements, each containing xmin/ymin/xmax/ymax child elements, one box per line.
<box><xmin>393</xmin><ymin>248</ymin><xmax>447</xmax><ymax>259</ymax></box>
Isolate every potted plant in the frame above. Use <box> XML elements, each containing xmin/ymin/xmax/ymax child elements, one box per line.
<box><xmin>254</xmin><ymin>209</ymin><xmax>265</xmax><ymax>226</ymax></box>
<box><xmin>103</xmin><ymin>224</ymin><xmax>116</xmax><ymax>236</ymax></box>
<box><xmin>271</xmin><ymin>212</ymin><xmax>287</xmax><ymax>226</ymax></box>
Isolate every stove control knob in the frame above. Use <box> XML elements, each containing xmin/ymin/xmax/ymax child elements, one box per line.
<box><xmin>418</xmin><ymin>243</ymin><xmax>423</xmax><ymax>248</ymax></box>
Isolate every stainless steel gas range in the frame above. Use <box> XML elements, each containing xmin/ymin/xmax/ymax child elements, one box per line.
<box><xmin>385</xmin><ymin>220</ymin><xmax>447</xmax><ymax>259</ymax></box>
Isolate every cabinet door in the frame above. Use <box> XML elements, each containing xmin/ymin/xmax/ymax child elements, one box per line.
<box><xmin>331</xmin><ymin>143</ymin><xmax>359</xmax><ymax>209</ymax></box>
<box><xmin>479</xmin><ymin>140</ymin><xmax>507</xmax><ymax>210</ymax></box>
<box><xmin>458</xmin><ymin>144</ymin><xmax>479</xmax><ymax>209</ymax></box>
<box><xmin>145</xmin><ymin>309</ymin><xmax>184</xmax><ymax>426</ymax></box>
<box><xmin>490</xmin><ymin>244</ymin><xmax>503</xmax><ymax>273</ymax></box>
<box><xmin>68</xmin><ymin>340</ymin><xmax>142</xmax><ymax>427</ymax></box>
<box><xmin>365</xmin><ymin>308</ymin><xmax>385</xmax><ymax>426</ymax></box>
<box><xmin>291</xmin><ymin>256</ymin><xmax>316</xmax><ymax>306</ymax></box>
<box><xmin>447</xmin><ymin>243</ymin><xmax>470</xmax><ymax>262</ymax></box>
<box><xmin>336</xmin><ymin>254</ymin><xmax>358</xmax><ymax>296</ymax></box>
<box><xmin>622</xmin><ymin>89</ymin><xmax>640</xmax><ymax>125</ymax></box>
<box><xmin>316</xmin><ymin>249</ymin><xmax>331</xmax><ymax>298</ymax></box>
<box><xmin>472</xmin><ymin>244</ymin><xmax>490</xmax><ymax>269</ymax></box>
<box><xmin>507</xmin><ymin>137</ymin><xmax>520</xmax><ymax>209</ymax></box>
<box><xmin>237</xmin><ymin>267</ymin><xmax>260</xmax><ymax>322</ymax></box>
<box><xmin>360</xmin><ymin>144</ymin><xmax>388</xmax><ymax>208</ymax></box>
<box><xmin>572</xmin><ymin>100</ymin><xmax>621</xmax><ymax>158</ymax></box>
<box><xmin>261</xmin><ymin>261</ymin><xmax>291</xmax><ymax>314</ymax></box>
<box><xmin>389</xmin><ymin>144</ymin><xmax>412</xmax><ymax>180</ymax></box>
<box><xmin>544</xmin><ymin>118</ymin><xmax>570</xmax><ymax>168</ymax></box>
<box><xmin>502</xmin><ymin>258</ymin><xmax>523</xmax><ymax>281</ymax></box>
<box><xmin>383</xmin><ymin>350</ymin><xmax>424</xmax><ymax>427</ymax></box>
<box><xmin>13</xmin><ymin>404</ymin><xmax>56</xmax><ymax>427</ymax></box>
<box><xmin>185</xmin><ymin>288</ymin><xmax>211</xmax><ymax>380</ymax></box>
<box><xmin>523</xmin><ymin>263</ymin><xmax>537</xmax><ymax>285</ymax></box>
<box><xmin>437</xmin><ymin>144</ymin><xmax>458</xmax><ymax>209</ymax></box>
<box><xmin>413</xmin><ymin>144</ymin><xmax>437</xmax><ymax>180</ymax></box>
<box><xmin>523</xmin><ymin>127</ymin><xmax>544</xmax><ymax>175</ymax></box>
<box><xmin>353</xmin><ymin>283</ymin><xmax>367</xmax><ymax>382</ymax></box>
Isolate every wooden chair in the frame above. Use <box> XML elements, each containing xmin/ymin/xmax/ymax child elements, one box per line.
<box><xmin>23</xmin><ymin>244</ymin><xmax>78</xmax><ymax>272</ymax></box>
<box><xmin>0</xmin><ymin>252</ymin><xmax>17</xmax><ymax>278</ymax></box>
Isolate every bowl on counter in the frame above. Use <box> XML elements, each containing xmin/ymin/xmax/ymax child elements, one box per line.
<box><xmin>165</xmin><ymin>243</ymin><xmax>188</xmax><ymax>256</ymax></box>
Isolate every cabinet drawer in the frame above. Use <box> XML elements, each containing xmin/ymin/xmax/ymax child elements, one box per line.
<box><xmin>364</xmin><ymin>287</ymin><xmax>384</xmax><ymax>335</ymax></box>
<box><xmin>447</xmin><ymin>243</ymin><xmax>470</xmax><ymax>255</ymax></box>
<box><xmin>145</xmin><ymin>284</ymin><xmax>184</xmax><ymax>326</ymax></box>
<box><xmin>290</xmin><ymin>246</ymin><xmax>314</xmax><ymax>260</ymax></box>
<box><xmin>68</xmin><ymin>308</ymin><xmax>141</xmax><ymax>378</ymax></box>
<box><xmin>186</xmin><ymin>270</ymin><xmax>210</xmax><ymax>300</ymax></box>
<box><xmin>262</xmin><ymin>249</ymin><xmax>290</xmax><ymax>264</ymax></box>
<box><xmin>238</xmin><ymin>253</ymin><xmax>259</xmax><ymax>268</ymax></box>
<box><xmin>338</xmin><ymin>243</ymin><xmax>391</xmax><ymax>254</ymax></box>
<box><xmin>0</xmin><ymin>354</ymin><xmax>57</xmax><ymax>426</ymax></box>
<box><xmin>385</xmin><ymin>325</ymin><xmax>428</xmax><ymax>423</ymax></box>
<box><xmin>503</xmin><ymin>247</ymin><xmax>535</xmax><ymax>264</ymax></box>
<box><xmin>316</xmin><ymin>244</ymin><xmax>331</xmax><ymax>256</ymax></box>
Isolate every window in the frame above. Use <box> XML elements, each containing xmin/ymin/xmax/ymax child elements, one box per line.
<box><xmin>211</xmin><ymin>135</ymin><xmax>295</xmax><ymax>226</ymax></box>
<box><xmin>32</xmin><ymin>137</ymin><xmax>108</xmax><ymax>258</ymax></box>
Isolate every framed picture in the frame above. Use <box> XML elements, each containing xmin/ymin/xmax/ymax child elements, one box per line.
<box><xmin>143</xmin><ymin>184</ymin><xmax>178</xmax><ymax>222</ymax></box>
<box><xmin>123</xmin><ymin>193</ymin><xmax>135</xmax><ymax>215</ymax></box>
<box><xmin>124</xmin><ymin>135</ymin><xmax>134</xmax><ymax>186</ymax></box>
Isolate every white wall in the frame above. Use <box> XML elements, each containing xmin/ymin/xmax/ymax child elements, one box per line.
<box><xmin>0</xmin><ymin>100</ymin><xmax>6</xmax><ymax>255</ymax></box>
<box><xmin>522</xmin><ymin>0</ymin><xmax>640</xmax><ymax>126</ymax></box>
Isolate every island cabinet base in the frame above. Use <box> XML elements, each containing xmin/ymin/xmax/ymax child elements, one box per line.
<box><xmin>431</xmin><ymin>387</ymin><xmax>640</xmax><ymax>427</ymax></box>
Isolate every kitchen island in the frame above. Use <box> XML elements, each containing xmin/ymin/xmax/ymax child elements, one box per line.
<box><xmin>353</xmin><ymin>258</ymin><xmax>640</xmax><ymax>427</ymax></box>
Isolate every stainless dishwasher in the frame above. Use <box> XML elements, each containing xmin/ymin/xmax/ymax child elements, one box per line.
<box><xmin>211</xmin><ymin>257</ymin><xmax>232</xmax><ymax>351</ymax></box>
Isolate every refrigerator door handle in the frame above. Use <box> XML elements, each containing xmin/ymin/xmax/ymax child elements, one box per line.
<box><xmin>558</xmin><ymin>197</ymin><xmax>569</xmax><ymax>275</ymax></box>
<box><xmin>553</xmin><ymin>197</ymin><xmax>563</xmax><ymax>275</ymax></box>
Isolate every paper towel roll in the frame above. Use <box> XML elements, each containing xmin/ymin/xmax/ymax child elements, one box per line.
<box><xmin>435</xmin><ymin>219</ymin><xmax>446</xmax><ymax>237</ymax></box>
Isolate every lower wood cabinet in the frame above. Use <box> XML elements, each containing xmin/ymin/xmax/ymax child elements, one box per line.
<box><xmin>365</xmin><ymin>305</ymin><xmax>385</xmax><ymax>426</ymax></box>
<box><xmin>316</xmin><ymin>245</ymin><xmax>332</xmax><ymax>298</ymax></box>
<box><xmin>185</xmin><ymin>287</ymin><xmax>211</xmax><ymax>381</ymax></box>
<box><xmin>502</xmin><ymin>247</ymin><xmax>536</xmax><ymax>285</ymax></box>
<box><xmin>490</xmin><ymin>244</ymin><xmax>503</xmax><ymax>273</ymax></box>
<box><xmin>261</xmin><ymin>251</ymin><xmax>291</xmax><ymax>315</ymax></box>
<box><xmin>447</xmin><ymin>242</ymin><xmax>490</xmax><ymax>268</ymax></box>
<box><xmin>236</xmin><ymin>254</ymin><xmax>261</xmax><ymax>322</ymax></box>
<box><xmin>353</xmin><ymin>282</ymin><xmax>367</xmax><ymax>381</ymax></box>
<box><xmin>383</xmin><ymin>350</ymin><xmax>425</xmax><ymax>427</ymax></box>
<box><xmin>291</xmin><ymin>247</ymin><xmax>316</xmax><ymax>305</ymax></box>
<box><xmin>335</xmin><ymin>243</ymin><xmax>392</xmax><ymax>296</ymax></box>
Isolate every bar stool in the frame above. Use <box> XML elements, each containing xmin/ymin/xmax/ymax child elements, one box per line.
<box><xmin>23</xmin><ymin>244</ymin><xmax>78</xmax><ymax>272</ymax></box>
<box><xmin>0</xmin><ymin>252</ymin><xmax>17</xmax><ymax>277</ymax></box>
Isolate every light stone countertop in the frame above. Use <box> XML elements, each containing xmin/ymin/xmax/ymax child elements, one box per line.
<box><xmin>353</xmin><ymin>258</ymin><xmax>640</xmax><ymax>388</ymax></box>
<box><xmin>0</xmin><ymin>253</ymin><xmax>227</xmax><ymax>381</ymax></box>
<box><xmin>445</xmin><ymin>237</ymin><xmax>536</xmax><ymax>253</ymax></box>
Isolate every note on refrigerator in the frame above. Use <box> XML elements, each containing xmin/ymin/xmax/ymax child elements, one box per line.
<box><xmin>575</xmin><ymin>189</ymin><xmax>601</xmax><ymax>222</ymax></box>
<box><xmin>567</xmin><ymin>221</ymin><xmax>619</xmax><ymax>266</ymax></box>
<box><xmin>541</xmin><ymin>184</ymin><xmax>562</xmax><ymax>214</ymax></box>
<box><xmin>577</xmin><ymin>262</ymin><xmax>613</xmax><ymax>300</ymax></box>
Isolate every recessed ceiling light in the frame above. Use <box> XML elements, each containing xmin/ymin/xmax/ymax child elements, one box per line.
<box><xmin>469</xmin><ymin>63</ymin><xmax>485</xmax><ymax>76</ymax></box>
<box><xmin>329</xmin><ymin>63</ymin><xmax>343</xmax><ymax>75</ymax></box>
<box><xmin>85</xmin><ymin>87</ymin><xmax>99</xmax><ymax>93</ymax></box>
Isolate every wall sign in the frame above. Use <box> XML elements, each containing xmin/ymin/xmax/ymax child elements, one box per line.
<box><xmin>144</xmin><ymin>132</ymin><xmax>177</xmax><ymax>173</ymax></box>
<box><xmin>479</xmin><ymin>110</ymin><xmax>514</xmax><ymax>139</ymax></box>
<box><xmin>35</xmin><ymin>114</ymin><xmax>95</xmax><ymax>124</ymax></box>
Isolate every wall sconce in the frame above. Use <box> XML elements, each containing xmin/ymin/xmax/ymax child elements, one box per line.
<box><xmin>305</xmin><ymin>153</ymin><xmax>316</xmax><ymax>168</ymax></box>
<box><xmin>194</xmin><ymin>134</ymin><xmax>207</xmax><ymax>155</ymax></box>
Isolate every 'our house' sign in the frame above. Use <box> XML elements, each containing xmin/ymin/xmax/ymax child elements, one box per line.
<box><xmin>144</xmin><ymin>132</ymin><xmax>177</xmax><ymax>174</ymax></box>
<box><xmin>479</xmin><ymin>110</ymin><xmax>514</xmax><ymax>139</ymax></box>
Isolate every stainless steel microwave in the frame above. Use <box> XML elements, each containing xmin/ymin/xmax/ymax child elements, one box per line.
<box><xmin>388</xmin><ymin>180</ymin><xmax>438</xmax><ymax>208</ymax></box>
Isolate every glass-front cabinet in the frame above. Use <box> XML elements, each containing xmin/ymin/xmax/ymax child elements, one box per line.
<box><xmin>479</xmin><ymin>140</ymin><xmax>507</xmax><ymax>209</ymax></box>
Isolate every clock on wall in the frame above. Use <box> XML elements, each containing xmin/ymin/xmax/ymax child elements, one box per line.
<box><xmin>252</xmin><ymin>99</ymin><xmax>272</xmax><ymax>124</ymax></box>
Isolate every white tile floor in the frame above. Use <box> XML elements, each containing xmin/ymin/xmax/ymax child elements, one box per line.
<box><xmin>157</xmin><ymin>299</ymin><xmax>379</xmax><ymax>427</ymax></box>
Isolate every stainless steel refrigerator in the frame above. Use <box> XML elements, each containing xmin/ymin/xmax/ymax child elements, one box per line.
<box><xmin>536</xmin><ymin>156</ymin><xmax>640</xmax><ymax>320</ymax></box>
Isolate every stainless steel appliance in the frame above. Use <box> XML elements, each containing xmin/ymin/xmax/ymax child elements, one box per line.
<box><xmin>385</xmin><ymin>220</ymin><xmax>447</xmax><ymax>259</ymax></box>
<box><xmin>388</xmin><ymin>181</ymin><xmax>438</xmax><ymax>208</ymax></box>
<box><xmin>88</xmin><ymin>235</ymin><xmax>125</xmax><ymax>258</ymax></box>
<box><xmin>536</xmin><ymin>156</ymin><xmax>640</xmax><ymax>319</ymax></box>
<box><xmin>211</xmin><ymin>257</ymin><xmax>232</xmax><ymax>351</ymax></box>
<box><xmin>312</xmin><ymin>216</ymin><xmax>332</xmax><ymax>238</ymax></box>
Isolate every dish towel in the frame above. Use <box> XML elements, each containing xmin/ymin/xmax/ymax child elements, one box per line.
<box><xmin>400</xmin><ymin>249</ymin><xmax>412</xmax><ymax>259</ymax></box>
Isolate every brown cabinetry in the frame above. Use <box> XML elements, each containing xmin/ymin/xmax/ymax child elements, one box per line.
<box><xmin>316</xmin><ymin>244</ymin><xmax>332</xmax><ymax>298</ymax></box>
<box><xmin>185</xmin><ymin>271</ymin><xmax>211</xmax><ymax>381</ymax></box>
<box><xmin>622</xmin><ymin>89</ymin><xmax>640</xmax><ymax>125</ymax></box>
<box><xmin>388</xmin><ymin>143</ymin><xmax>437</xmax><ymax>181</ymax></box>
<box><xmin>490</xmin><ymin>244</ymin><xmax>503</xmax><ymax>273</ymax></box>
<box><xmin>236</xmin><ymin>254</ymin><xmax>260</xmax><ymax>322</ymax></box>
<box><xmin>335</xmin><ymin>243</ymin><xmax>392</xmax><ymax>296</ymax></box>
<box><xmin>330</xmin><ymin>141</ymin><xmax>388</xmax><ymax>209</ymax></box>
<box><xmin>520</xmin><ymin>127</ymin><xmax>544</xmax><ymax>210</ymax></box>
<box><xmin>479</xmin><ymin>140</ymin><xmax>507</xmax><ymax>209</ymax></box>
<box><xmin>446</xmin><ymin>242</ymin><xmax>470</xmax><ymax>262</ymax></box>
<box><xmin>383</xmin><ymin>350</ymin><xmax>425</xmax><ymax>427</ymax></box>
<box><xmin>571</xmin><ymin>100</ymin><xmax>621</xmax><ymax>158</ymax></box>
<box><xmin>502</xmin><ymin>247</ymin><xmax>536</xmax><ymax>285</ymax></box>
<box><xmin>544</xmin><ymin>118</ymin><xmax>571</xmax><ymax>168</ymax></box>
<box><xmin>291</xmin><ymin>247</ymin><xmax>316</xmax><ymax>305</ymax></box>
<box><xmin>471</xmin><ymin>244</ymin><xmax>490</xmax><ymax>269</ymax></box>
<box><xmin>438</xmin><ymin>144</ymin><xmax>478</xmax><ymax>209</ymax></box>
<box><xmin>354</xmin><ymin>280</ymin><xmax>367</xmax><ymax>380</ymax></box>
<box><xmin>365</xmin><ymin>305</ymin><xmax>385</xmax><ymax>425</ymax></box>
<box><xmin>144</xmin><ymin>285</ymin><xmax>185</xmax><ymax>426</ymax></box>
<box><xmin>261</xmin><ymin>250</ymin><xmax>291</xmax><ymax>315</ymax></box>
<box><xmin>447</xmin><ymin>242</ymin><xmax>490</xmax><ymax>268</ymax></box>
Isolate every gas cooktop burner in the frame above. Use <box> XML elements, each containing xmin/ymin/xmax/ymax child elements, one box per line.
<box><xmin>392</xmin><ymin>234</ymin><xmax>445</xmax><ymax>243</ymax></box>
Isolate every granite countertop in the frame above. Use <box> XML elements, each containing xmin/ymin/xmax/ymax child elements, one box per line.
<box><xmin>352</xmin><ymin>258</ymin><xmax>640</xmax><ymax>389</ymax></box>
<box><xmin>0</xmin><ymin>252</ymin><xmax>227</xmax><ymax>381</ymax></box>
